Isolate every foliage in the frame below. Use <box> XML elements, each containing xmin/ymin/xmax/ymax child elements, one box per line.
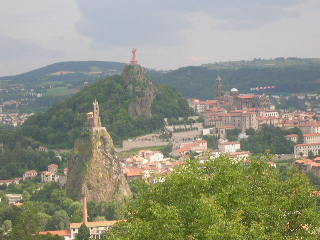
<box><xmin>0</xmin><ymin>128</ymin><xmax>59</xmax><ymax>179</ymax></box>
<box><xmin>88</xmin><ymin>201</ymin><xmax>123</xmax><ymax>221</ymax></box>
<box><xmin>150</xmin><ymin>58</ymin><xmax>320</xmax><ymax>99</ymax></box>
<box><xmin>76</xmin><ymin>224</ymin><xmax>90</xmax><ymax>240</ymax></box>
<box><xmin>46</xmin><ymin>210</ymin><xmax>70</xmax><ymax>231</ymax></box>
<box><xmin>10</xmin><ymin>204</ymin><xmax>41</xmax><ymax>239</ymax></box>
<box><xmin>202</xmin><ymin>135</ymin><xmax>218</xmax><ymax>149</ymax></box>
<box><xmin>226</xmin><ymin>128</ymin><xmax>241</xmax><ymax>141</ymax></box>
<box><xmin>276</xmin><ymin>96</ymin><xmax>307</xmax><ymax>111</ymax></box>
<box><xmin>245</xmin><ymin>128</ymin><xmax>255</xmax><ymax>136</ymax></box>
<box><xmin>240</xmin><ymin>125</ymin><xmax>295</xmax><ymax>154</ymax></box>
<box><xmin>106</xmin><ymin>155</ymin><xmax>320</xmax><ymax>239</ymax></box>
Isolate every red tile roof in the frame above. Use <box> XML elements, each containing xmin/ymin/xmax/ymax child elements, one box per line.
<box><xmin>238</xmin><ymin>95</ymin><xmax>256</xmax><ymax>99</ymax></box>
<box><xmin>218</xmin><ymin>141</ymin><xmax>240</xmax><ymax>146</ymax></box>
<box><xmin>304</xmin><ymin>133</ymin><xmax>320</xmax><ymax>137</ymax></box>
<box><xmin>38</xmin><ymin>230</ymin><xmax>71</xmax><ymax>237</ymax></box>
<box><xmin>296</xmin><ymin>143</ymin><xmax>320</xmax><ymax>147</ymax></box>
<box><xmin>70</xmin><ymin>220</ymin><xmax>122</xmax><ymax>228</ymax></box>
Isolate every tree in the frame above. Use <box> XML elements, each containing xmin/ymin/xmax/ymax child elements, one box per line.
<box><xmin>46</xmin><ymin>210</ymin><xmax>70</xmax><ymax>231</ymax></box>
<box><xmin>245</xmin><ymin>128</ymin><xmax>255</xmax><ymax>136</ymax></box>
<box><xmin>76</xmin><ymin>224</ymin><xmax>90</xmax><ymax>240</ymax></box>
<box><xmin>107</xmin><ymin>155</ymin><xmax>320</xmax><ymax>239</ymax></box>
<box><xmin>308</xmin><ymin>151</ymin><xmax>315</xmax><ymax>159</ymax></box>
<box><xmin>241</xmin><ymin>125</ymin><xmax>294</xmax><ymax>154</ymax></box>
<box><xmin>10</xmin><ymin>204</ymin><xmax>41</xmax><ymax>240</ymax></box>
<box><xmin>226</xmin><ymin>128</ymin><xmax>241</xmax><ymax>141</ymax></box>
<box><xmin>202</xmin><ymin>135</ymin><xmax>218</xmax><ymax>149</ymax></box>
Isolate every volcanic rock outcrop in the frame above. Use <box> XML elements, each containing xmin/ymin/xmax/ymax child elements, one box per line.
<box><xmin>122</xmin><ymin>64</ymin><xmax>157</xmax><ymax>118</ymax></box>
<box><xmin>66</xmin><ymin>100</ymin><xmax>132</xmax><ymax>202</ymax></box>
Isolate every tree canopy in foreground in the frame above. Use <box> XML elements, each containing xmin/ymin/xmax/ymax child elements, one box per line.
<box><xmin>106</xmin><ymin>155</ymin><xmax>320</xmax><ymax>240</ymax></box>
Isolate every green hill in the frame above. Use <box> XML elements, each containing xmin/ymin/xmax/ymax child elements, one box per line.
<box><xmin>20</xmin><ymin>65</ymin><xmax>192</xmax><ymax>148</ymax></box>
<box><xmin>0</xmin><ymin>61</ymin><xmax>126</xmax><ymax>112</ymax></box>
<box><xmin>151</xmin><ymin>58</ymin><xmax>320</xmax><ymax>99</ymax></box>
<box><xmin>0</xmin><ymin>61</ymin><xmax>125</xmax><ymax>86</ymax></box>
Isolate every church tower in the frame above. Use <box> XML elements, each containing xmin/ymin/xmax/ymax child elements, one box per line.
<box><xmin>216</xmin><ymin>75</ymin><xmax>223</xmax><ymax>100</ymax></box>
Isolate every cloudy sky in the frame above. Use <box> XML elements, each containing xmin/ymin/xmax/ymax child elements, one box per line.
<box><xmin>0</xmin><ymin>0</ymin><xmax>319</xmax><ymax>76</ymax></box>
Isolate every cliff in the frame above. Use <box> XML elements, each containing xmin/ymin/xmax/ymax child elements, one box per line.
<box><xmin>66</xmin><ymin>125</ymin><xmax>132</xmax><ymax>202</ymax></box>
<box><xmin>122</xmin><ymin>64</ymin><xmax>156</xmax><ymax>118</ymax></box>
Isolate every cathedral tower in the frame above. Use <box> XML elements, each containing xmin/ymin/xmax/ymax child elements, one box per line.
<box><xmin>216</xmin><ymin>75</ymin><xmax>223</xmax><ymax>100</ymax></box>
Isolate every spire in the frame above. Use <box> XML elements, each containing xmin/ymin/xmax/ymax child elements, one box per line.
<box><xmin>130</xmin><ymin>48</ymin><xmax>138</xmax><ymax>65</ymax></box>
<box><xmin>82</xmin><ymin>194</ymin><xmax>88</xmax><ymax>224</ymax></box>
<box><xmin>216</xmin><ymin>75</ymin><xmax>223</xmax><ymax>100</ymax></box>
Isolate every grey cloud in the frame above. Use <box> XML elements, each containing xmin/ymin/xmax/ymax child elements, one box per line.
<box><xmin>75</xmin><ymin>0</ymin><xmax>302</xmax><ymax>46</ymax></box>
<box><xmin>0</xmin><ymin>34</ymin><xmax>63</xmax><ymax>60</ymax></box>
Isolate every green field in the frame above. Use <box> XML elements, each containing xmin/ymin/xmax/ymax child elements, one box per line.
<box><xmin>46</xmin><ymin>87</ymin><xmax>79</xmax><ymax>96</ymax></box>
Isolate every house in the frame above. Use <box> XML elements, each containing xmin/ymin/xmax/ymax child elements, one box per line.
<box><xmin>229</xmin><ymin>151</ymin><xmax>251</xmax><ymax>160</ymax></box>
<box><xmin>5</xmin><ymin>194</ymin><xmax>23</xmax><ymax>204</ymax></box>
<box><xmin>123</xmin><ymin>167</ymin><xmax>144</xmax><ymax>181</ymax></box>
<box><xmin>175</xmin><ymin>139</ymin><xmax>207</xmax><ymax>156</ymax></box>
<box><xmin>294</xmin><ymin>143</ymin><xmax>320</xmax><ymax>157</ymax></box>
<box><xmin>0</xmin><ymin>178</ymin><xmax>21</xmax><ymax>186</ymax></box>
<box><xmin>138</xmin><ymin>150</ymin><xmax>164</xmax><ymax>162</ymax></box>
<box><xmin>303</xmin><ymin>133</ymin><xmax>320</xmax><ymax>144</ymax></box>
<box><xmin>38</xmin><ymin>146</ymin><xmax>48</xmax><ymax>152</ymax></box>
<box><xmin>70</xmin><ymin>220</ymin><xmax>121</xmax><ymax>239</ymax></box>
<box><xmin>41</xmin><ymin>171</ymin><xmax>59</xmax><ymax>183</ymax></box>
<box><xmin>37</xmin><ymin>230</ymin><xmax>71</xmax><ymax>240</ymax></box>
<box><xmin>285</xmin><ymin>134</ymin><xmax>298</xmax><ymax>143</ymax></box>
<box><xmin>23</xmin><ymin>170</ymin><xmax>37</xmax><ymax>181</ymax></box>
<box><xmin>295</xmin><ymin>158</ymin><xmax>320</xmax><ymax>177</ymax></box>
<box><xmin>218</xmin><ymin>141</ymin><xmax>241</xmax><ymax>153</ymax></box>
<box><xmin>48</xmin><ymin>164</ymin><xmax>59</xmax><ymax>173</ymax></box>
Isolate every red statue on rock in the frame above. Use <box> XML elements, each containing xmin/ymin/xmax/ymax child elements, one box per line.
<box><xmin>130</xmin><ymin>48</ymin><xmax>138</xmax><ymax>65</ymax></box>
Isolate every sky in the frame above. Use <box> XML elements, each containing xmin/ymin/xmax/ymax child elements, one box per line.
<box><xmin>0</xmin><ymin>0</ymin><xmax>320</xmax><ymax>76</ymax></box>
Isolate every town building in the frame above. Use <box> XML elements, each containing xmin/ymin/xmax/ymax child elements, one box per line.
<box><xmin>175</xmin><ymin>139</ymin><xmax>208</xmax><ymax>156</ymax></box>
<box><xmin>41</xmin><ymin>171</ymin><xmax>59</xmax><ymax>183</ymax></box>
<box><xmin>0</xmin><ymin>178</ymin><xmax>21</xmax><ymax>186</ymax></box>
<box><xmin>218</xmin><ymin>141</ymin><xmax>241</xmax><ymax>153</ymax></box>
<box><xmin>294</xmin><ymin>143</ymin><xmax>320</xmax><ymax>157</ymax></box>
<box><xmin>294</xmin><ymin>158</ymin><xmax>320</xmax><ymax>177</ymax></box>
<box><xmin>23</xmin><ymin>170</ymin><xmax>37</xmax><ymax>181</ymax></box>
<box><xmin>303</xmin><ymin>133</ymin><xmax>320</xmax><ymax>144</ymax></box>
<box><xmin>37</xmin><ymin>230</ymin><xmax>71</xmax><ymax>240</ymax></box>
<box><xmin>285</xmin><ymin>134</ymin><xmax>298</xmax><ymax>143</ymax></box>
<box><xmin>5</xmin><ymin>194</ymin><xmax>23</xmax><ymax>204</ymax></box>
<box><xmin>48</xmin><ymin>163</ymin><xmax>58</xmax><ymax>173</ymax></box>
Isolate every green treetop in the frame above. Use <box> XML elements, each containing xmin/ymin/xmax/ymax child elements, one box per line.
<box><xmin>76</xmin><ymin>224</ymin><xmax>90</xmax><ymax>240</ymax></box>
<box><xmin>106</xmin><ymin>155</ymin><xmax>320</xmax><ymax>240</ymax></box>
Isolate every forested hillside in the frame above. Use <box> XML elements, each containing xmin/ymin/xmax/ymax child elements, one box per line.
<box><xmin>0</xmin><ymin>61</ymin><xmax>125</xmax><ymax>87</ymax></box>
<box><xmin>20</xmin><ymin>67</ymin><xmax>192</xmax><ymax>148</ymax></box>
<box><xmin>151</xmin><ymin>58</ymin><xmax>320</xmax><ymax>99</ymax></box>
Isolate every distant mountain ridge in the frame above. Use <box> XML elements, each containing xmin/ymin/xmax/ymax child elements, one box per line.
<box><xmin>0</xmin><ymin>61</ymin><xmax>126</xmax><ymax>83</ymax></box>
<box><xmin>151</xmin><ymin>58</ymin><xmax>320</xmax><ymax>99</ymax></box>
<box><xmin>2</xmin><ymin>58</ymin><xmax>320</xmax><ymax>113</ymax></box>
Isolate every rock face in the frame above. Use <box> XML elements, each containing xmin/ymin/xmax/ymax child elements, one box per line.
<box><xmin>66</xmin><ymin>101</ymin><xmax>132</xmax><ymax>202</ymax></box>
<box><xmin>122</xmin><ymin>64</ymin><xmax>157</xmax><ymax>118</ymax></box>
